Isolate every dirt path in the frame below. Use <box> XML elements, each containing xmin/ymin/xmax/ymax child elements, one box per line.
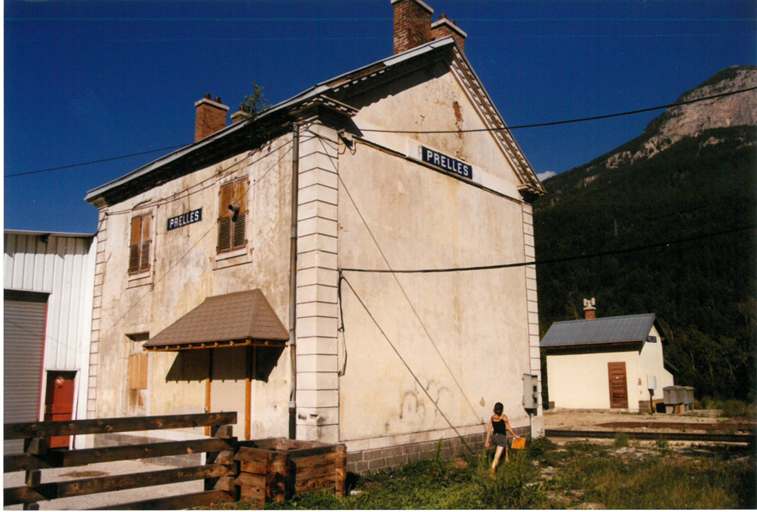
<box><xmin>4</xmin><ymin>459</ymin><xmax>203</xmax><ymax>510</ymax></box>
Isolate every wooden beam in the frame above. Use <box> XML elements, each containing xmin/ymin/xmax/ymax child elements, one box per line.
<box><xmin>205</xmin><ymin>350</ymin><xmax>214</xmax><ymax>436</ymax></box>
<box><xmin>60</xmin><ymin>438</ymin><xmax>233</xmax><ymax>468</ymax></box>
<box><xmin>93</xmin><ymin>489</ymin><xmax>234</xmax><ymax>510</ymax></box>
<box><xmin>4</xmin><ymin>465</ymin><xmax>234</xmax><ymax>504</ymax></box>
<box><xmin>4</xmin><ymin>412</ymin><xmax>237</xmax><ymax>440</ymax></box>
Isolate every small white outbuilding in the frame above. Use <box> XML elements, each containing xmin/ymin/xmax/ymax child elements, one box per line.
<box><xmin>541</xmin><ymin>310</ymin><xmax>675</xmax><ymax>412</ymax></box>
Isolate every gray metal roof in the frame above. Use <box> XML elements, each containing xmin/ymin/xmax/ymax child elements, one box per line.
<box><xmin>541</xmin><ymin>314</ymin><xmax>656</xmax><ymax>348</ymax></box>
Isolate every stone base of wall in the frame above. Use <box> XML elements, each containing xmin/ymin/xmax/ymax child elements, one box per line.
<box><xmin>95</xmin><ymin>433</ymin><xmax>201</xmax><ymax>467</ymax></box>
<box><xmin>346</xmin><ymin>426</ymin><xmax>530</xmax><ymax>474</ymax></box>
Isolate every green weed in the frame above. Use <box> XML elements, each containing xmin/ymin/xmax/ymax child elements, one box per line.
<box><xmin>614</xmin><ymin>432</ymin><xmax>629</xmax><ymax>448</ymax></box>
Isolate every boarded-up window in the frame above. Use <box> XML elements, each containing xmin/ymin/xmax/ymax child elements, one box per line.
<box><xmin>129</xmin><ymin>214</ymin><xmax>152</xmax><ymax>274</ymax></box>
<box><xmin>218</xmin><ymin>179</ymin><xmax>247</xmax><ymax>253</ymax></box>
<box><xmin>128</xmin><ymin>354</ymin><xmax>149</xmax><ymax>390</ymax></box>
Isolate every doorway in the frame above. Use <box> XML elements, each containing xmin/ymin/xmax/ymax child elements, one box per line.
<box><xmin>607</xmin><ymin>362</ymin><xmax>629</xmax><ymax>409</ymax></box>
<box><xmin>44</xmin><ymin>371</ymin><xmax>77</xmax><ymax>448</ymax></box>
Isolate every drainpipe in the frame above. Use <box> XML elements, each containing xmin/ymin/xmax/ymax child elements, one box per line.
<box><xmin>288</xmin><ymin>123</ymin><xmax>300</xmax><ymax>439</ymax></box>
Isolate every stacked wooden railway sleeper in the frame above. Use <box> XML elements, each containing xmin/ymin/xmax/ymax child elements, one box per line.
<box><xmin>234</xmin><ymin>438</ymin><xmax>347</xmax><ymax>506</ymax></box>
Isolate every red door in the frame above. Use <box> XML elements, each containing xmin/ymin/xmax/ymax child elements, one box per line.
<box><xmin>44</xmin><ymin>371</ymin><xmax>76</xmax><ymax>448</ymax></box>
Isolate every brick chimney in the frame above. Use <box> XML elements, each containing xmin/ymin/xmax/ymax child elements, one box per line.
<box><xmin>392</xmin><ymin>0</ymin><xmax>434</xmax><ymax>54</ymax></box>
<box><xmin>583</xmin><ymin>298</ymin><xmax>597</xmax><ymax>320</ymax></box>
<box><xmin>431</xmin><ymin>14</ymin><xmax>467</xmax><ymax>52</ymax></box>
<box><xmin>195</xmin><ymin>94</ymin><xmax>229</xmax><ymax>142</ymax></box>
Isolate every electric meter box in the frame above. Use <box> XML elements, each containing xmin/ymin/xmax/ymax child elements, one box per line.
<box><xmin>523</xmin><ymin>374</ymin><xmax>539</xmax><ymax>410</ymax></box>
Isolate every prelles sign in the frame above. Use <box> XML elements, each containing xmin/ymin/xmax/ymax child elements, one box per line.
<box><xmin>167</xmin><ymin>208</ymin><xmax>202</xmax><ymax>231</ymax></box>
<box><xmin>421</xmin><ymin>147</ymin><xmax>472</xmax><ymax>180</ymax></box>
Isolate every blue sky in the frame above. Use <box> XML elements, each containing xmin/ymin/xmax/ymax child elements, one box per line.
<box><xmin>5</xmin><ymin>0</ymin><xmax>756</xmax><ymax>234</ymax></box>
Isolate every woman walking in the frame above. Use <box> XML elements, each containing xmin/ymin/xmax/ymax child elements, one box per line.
<box><xmin>485</xmin><ymin>402</ymin><xmax>521</xmax><ymax>473</ymax></box>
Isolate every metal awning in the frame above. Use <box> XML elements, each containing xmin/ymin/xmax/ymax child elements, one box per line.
<box><xmin>143</xmin><ymin>289</ymin><xmax>289</xmax><ymax>351</ymax></box>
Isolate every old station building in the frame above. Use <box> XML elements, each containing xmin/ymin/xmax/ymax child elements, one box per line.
<box><xmin>85</xmin><ymin>0</ymin><xmax>546</xmax><ymax>470</ymax></box>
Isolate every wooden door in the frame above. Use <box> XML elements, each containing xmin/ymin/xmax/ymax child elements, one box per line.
<box><xmin>607</xmin><ymin>362</ymin><xmax>628</xmax><ymax>409</ymax></box>
<box><xmin>44</xmin><ymin>371</ymin><xmax>76</xmax><ymax>448</ymax></box>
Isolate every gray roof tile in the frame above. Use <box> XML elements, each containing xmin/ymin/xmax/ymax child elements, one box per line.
<box><xmin>143</xmin><ymin>289</ymin><xmax>288</xmax><ymax>350</ymax></box>
<box><xmin>541</xmin><ymin>314</ymin><xmax>656</xmax><ymax>348</ymax></box>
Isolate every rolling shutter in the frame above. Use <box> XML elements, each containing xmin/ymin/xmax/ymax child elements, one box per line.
<box><xmin>4</xmin><ymin>292</ymin><xmax>48</xmax><ymax>454</ymax></box>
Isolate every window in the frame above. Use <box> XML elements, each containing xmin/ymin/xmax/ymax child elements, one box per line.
<box><xmin>218</xmin><ymin>179</ymin><xmax>247</xmax><ymax>253</ymax></box>
<box><xmin>129</xmin><ymin>214</ymin><xmax>152</xmax><ymax>274</ymax></box>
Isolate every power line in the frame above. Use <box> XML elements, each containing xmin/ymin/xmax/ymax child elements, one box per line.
<box><xmin>361</xmin><ymin>86</ymin><xmax>757</xmax><ymax>134</ymax></box>
<box><xmin>340</xmin><ymin>275</ymin><xmax>477</xmax><ymax>455</ymax></box>
<box><xmin>8</xmin><ymin>87</ymin><xmax>755</xmax><ymax>179</ymax></box>
<box><xmin>5</xmin><ymin>144</ymin><xmax>189</xmax><ymax>178</ymax></box>
<box><xmin>340</xmin><ymin>224</ymin><xmax>757</xmax><ymax>274</ymax></box>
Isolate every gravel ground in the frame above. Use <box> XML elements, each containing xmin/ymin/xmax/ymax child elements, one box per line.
<box><xmin>543</xmin><ymin>408</ymin><xmax>726</xmax><ymax>431</ymax></box>
<box><xmin>4</xmin><ymin>459</ymin><xmax>204</xmax><ymax>510</ymax></box>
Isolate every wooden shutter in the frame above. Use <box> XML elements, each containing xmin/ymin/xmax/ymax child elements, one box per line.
<box><xmin>218</xmin><ymin>184</ymin><xmax>233</xmax><ymax>253</ymax></box>
<box><xmin>232</xmin><ymin>179</ymin><xmax>247</xmax><ymax>249</ymax></box>
<box><xmin>139</xmin><ymin>216</ymin><xmax>151</xmax><ymax>272</ymax></box>
<box><xmin>129</xmin><ymin>354</ymin><xmax>149</xmax><ymax>390</ymax></box>
<box><xmin>129</xmin><ymin>216</ymin><xmax>142</xmax><ymax>274</ymax></box>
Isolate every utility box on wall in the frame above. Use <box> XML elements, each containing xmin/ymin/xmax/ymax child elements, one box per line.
<box><xmin>523</xmin><ymin>374</ymin><xmax>539</xmax><ymax>410</ymax></box>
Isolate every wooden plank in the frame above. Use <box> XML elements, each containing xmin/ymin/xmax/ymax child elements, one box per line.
<box><xmin>295</xmin><ymin>475</ymin><xmax>336</xmax><ymax>494</ymax></box>
<box><xmin>60</xmin><ymin>438</ymin><xmax>234</xmax><ymax>467</ymax></box>
<box><xmin>234</xmin><ymin>446</ymin><xmax>271</xmax><ymax>463</ymax></box>
<box><xmin>290</xmin><ymin>445</ymin><xmax>336</xmax><ymax>460</ymax></box>
<box><xmin>94</xmin><ymin>490</ymin><xmax>233</xmax><ymax>510</ymax></box>
<box><xmin>215</xmin><ymin>450</ymin><xmax>235</xmax><ymax>465</ymax></box>
<box><xmin>240</xmin><ymin>460</ymin><xmax>268</xmax><ymax>474</ymax></box>
<box><xmin>4</xmin><ymin>484</ymin><xmax>57</xmax><ymax>505</ymax></box>
<box><xmin>240</xmin><ymin>485</ymin><xmax>264</xmax><ymax>503</ymax></box>
<box><xmin>295</xmin><ymin>464</ymin><xmax>334</xmax><ymax>481</ymax></box>
<box><xmin>5</xmin><ymin>412</ymin><xmax>237</xmax><ymax>440</ymax></box>
<box><xmin>335</xmin><ymin>444</ymin><xmax>347</xmax><ymax>497</ymax></box>
<box><xmin>4</xmin><ymin>452</ymin><xmax>63</xmax><ymax>473</ymax></box>
<box><xmin>214</xmin><ymin>476</ymin><xmax>236</xmax><ymax>492</ymax></box>
<box><xmin>235</xmin><ymin>472</ymin><xmax>266</xmax><ymax>488</ymax></box>
<box><xmin>58</xmin><ymin>464</ymin><xmax>234</xmax><ymax>498</ymax></box>
<box><xmin>293</xmin><ymin>451</ymin><xmax>336</xmax><ymax>469</ymax></box>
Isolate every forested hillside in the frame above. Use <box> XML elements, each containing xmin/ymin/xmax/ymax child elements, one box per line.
<box><xmin>534</xmin><ymin>68</ymin><xmax>757</xmax><ymax>402</ymax></box>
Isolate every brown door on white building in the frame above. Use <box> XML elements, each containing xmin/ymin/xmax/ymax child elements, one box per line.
<box><xmin>608</xmin><ymin>362</ymin><xmax>629</xmax><ymax>409</ymax></box>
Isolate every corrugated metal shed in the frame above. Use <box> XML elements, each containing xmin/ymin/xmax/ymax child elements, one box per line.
<box><xmin>3</xmin><ymin>231</ymin><xmax>97</xmax><ymax>424</ymax></box>
<box><xmin>540</xmin><ymin>314</ymin><xmax>656</xmax><ymax>348</ymax></box>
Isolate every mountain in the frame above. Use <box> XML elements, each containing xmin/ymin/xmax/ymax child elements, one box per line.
<box><xmin>533</xmin><ymin>66</ymin><xmax>757</xmax><ymax>402</ymax></box>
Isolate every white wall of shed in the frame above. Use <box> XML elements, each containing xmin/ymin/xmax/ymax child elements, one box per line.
<box><xmin>3</xmin><ymin>233</ymin><xmax>96</xmax><ymax>424</ymax></box>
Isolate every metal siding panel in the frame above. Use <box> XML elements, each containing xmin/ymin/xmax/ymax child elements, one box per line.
<box><xmin>42</xmin><ymin>237</ymin><xmax>57</xmax><ymax>291</ymax></box>
<box><xmin>33</xmin><ymin>238</ymin><xmax>47</xmax><ymax>291</ymax></box>
<box><xmin>12</xmin><ymin>235</ymin><xmax>25</xmax><ymax>289</ymax></box>
<box><xmin>56</xmin><ymin>238</ymin><xmax>74</xmax><ymax>369</ymax></box>
<box><xmin>65</xmin><ymin>238</ymin><xmax>85</xmax><ymax>369</ymax></box>
<box><xmin>4</xmin><ymin>233</ymin><xmax>15</xmax><ymax>286</ymax></box>
<box><xmin>45</xmin><ymin>238</ymin><xmax>66</xmax><ymax>369</ymax></box>
<box><xmin>4</xmin><ymin>299</ymin><xmax>47</xmax><ymax>454</ymax></box>
<box><xmin>23</xmin><ymin>236</ymin><xmax>38</xmax><ymax>290</ymax></box>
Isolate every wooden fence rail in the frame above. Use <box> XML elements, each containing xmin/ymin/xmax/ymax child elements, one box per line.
<box><xmin>3</xmin><ymin>412</ymin><xmax>238</xmax><ymax>510</ymax></box>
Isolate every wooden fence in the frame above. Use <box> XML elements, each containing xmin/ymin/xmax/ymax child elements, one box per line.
<box><xmin>4</xmin><ymin>412</ymin><xmax>239</xmax><ymax>510</ymax></box>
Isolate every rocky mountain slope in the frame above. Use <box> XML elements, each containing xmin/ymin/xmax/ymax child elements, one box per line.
<box><xmin>595</xmin><ymin>65</ymin><xmax>757</xmax><ymax>169</ymax></box>
<box><xmin>533</xmin><ymin>66</ymin><xmax>757</xmax><ymax>402</ymax></box>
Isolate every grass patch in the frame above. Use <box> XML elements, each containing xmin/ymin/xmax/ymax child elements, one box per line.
<box><xmin>241</xmin><ymin>439</ymin><xmax>754</xmax><ymax>510</ymax></box>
